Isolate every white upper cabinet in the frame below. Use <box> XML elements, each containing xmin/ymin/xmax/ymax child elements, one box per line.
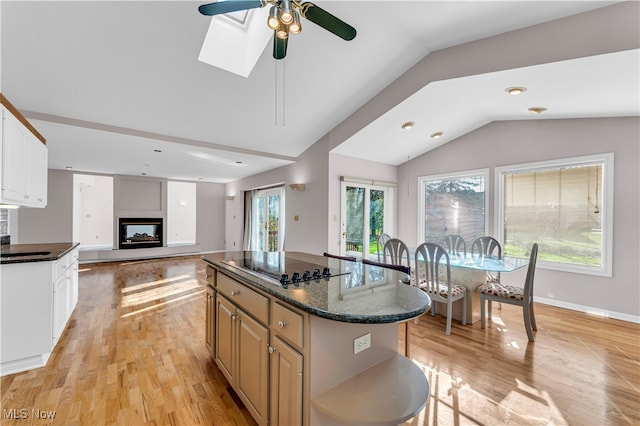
<box><xmin>1</xmin><ymin>96</ymin><xmax>48</xmax><ymax>208</ymax></box>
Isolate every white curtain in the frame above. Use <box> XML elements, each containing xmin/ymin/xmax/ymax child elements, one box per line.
<box><xmin>242</xmin><ymin>189</ymin><xmax>257</xmax><ymax>250</ymax></box>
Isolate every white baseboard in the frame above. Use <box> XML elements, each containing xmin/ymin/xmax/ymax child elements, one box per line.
<box><xmin>0</xmin><ymin>352</ymin><xmax>50</xmax><ymax>377</ymax></box>
<box><xmin>535</xmin><ymin>296</ymin><xmax>640</xmax><ymax>324</ymax></box>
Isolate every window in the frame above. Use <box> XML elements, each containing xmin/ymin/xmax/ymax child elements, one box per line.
<box><xmin>73</xmin><ymin>174</ymin><xmax>114</xmax><ymax>249</ymax></box>
<box><xmin>496</xmin><ymin>153</ymin><xmax>613</xmax><ymax>276</ymax></box>
<box><xmin>418</xmin><ymin>169</ymin><xmax>488</xmax><ymax>246</ymax></box>
<box><xmin>245</xmin><ymin>186</ymin><xmax>285</xmax><ymax>252</ymax></box>
<box><xmin>167</xmin><ymin>181</ymin><xmax>196</xmax><ymax>246</ymax></box>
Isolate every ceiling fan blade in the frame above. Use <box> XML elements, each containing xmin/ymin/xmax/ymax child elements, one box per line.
<box><xmin>273</xmin><ymin>34</ymin><xmax>288</xmax><ymax>60</ymax></box>
<box><xmin>299</xmin><ymin>2</ymin><xmax>356</xmax><ymax>41</ymax></box>
<box><xmin>198</xmin><ymin>1</ymin><xmax>264</xmax><ymax>16</ymax></box>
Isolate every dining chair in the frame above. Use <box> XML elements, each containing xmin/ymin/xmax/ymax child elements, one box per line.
<box><xmin>376</xmin><ymin>233</ymin><xmax>391</xmax><ymax>261</ymax></box>
<box><xmin>442</xmin><ymin>234</ymin><xmax>466</xmax><ymax>256</ymax></box>
<box><xmin>323</xmin><ymin>252</ymin><xmax>357</xmax><ymax>261</ymax></box>
<box><xmin>414</xmin><ymin>242</ymin><xmax>466</xmax><ymax>335</ymax></box>
<box><xmin>478</xmin><ymin>243</ymin><xmax>538</xmax><ymax>342</ymax></box>
<box><xmin>471</xmin><ymin>236</ymin><xmax>502</xmax><ymax>287</ymax></box>
<box><xmin>382</xmin><ymin>238</ymin><xmax>411</xmax><ymax>271</ymax></box>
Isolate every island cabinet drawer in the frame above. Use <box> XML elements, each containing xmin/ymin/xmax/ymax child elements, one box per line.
<box><xmin>272</xmin><ymin>302</ymin><xmax>304</xmax><ymax>349</ymax></box>
<box><xmin>217</xmin><ymin>273</ymin><xmax>268</xmax><ymax>324</ymax></box>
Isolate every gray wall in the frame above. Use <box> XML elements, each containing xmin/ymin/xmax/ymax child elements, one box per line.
<box><xmin>15</xmin><ymin>169</ymin><xmax>73</xmax><ymax>244</ymax></box>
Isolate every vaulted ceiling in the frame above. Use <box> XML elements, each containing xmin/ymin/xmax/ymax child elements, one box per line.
<box><xmin>2</xmin><ymin>1</ymin><xmax>637</xmax><ymax>183</ymax></box>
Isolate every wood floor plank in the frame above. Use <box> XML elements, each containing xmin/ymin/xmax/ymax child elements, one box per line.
<box><xmin>1</xmin><ymin>255</ymin><xmax>638</xmax><ymax>425</ymax></box>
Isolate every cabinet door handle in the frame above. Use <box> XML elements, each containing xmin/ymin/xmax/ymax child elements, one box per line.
<box><xmin>231</xmin><ymin>314</ymin><xmax>237</xmax><ymax>320</ymax></box>
<box><xmin>231</xmin><ymin>290</ymin><xmax>240</xmax><ymax>296</ymax></box>
<box><xmin>278</xmin><ymin>320</ymin><xmax>287</xmax><ymax>328</ymax></box>
<box><xmin>268</xmin><ymin>346</ymin><xmax>277</xmax><ymax>354</ymax></box>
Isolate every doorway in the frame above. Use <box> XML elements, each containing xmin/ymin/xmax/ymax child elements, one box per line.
<box><xmin>340</xmin><ymin>181</ymin><xmax>393</xmax><ymax>259</ymax></box>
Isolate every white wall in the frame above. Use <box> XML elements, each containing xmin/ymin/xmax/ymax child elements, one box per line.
<box><xmin>74</xmin><ymin>174</ymin><xmax>113</xmax><ymax>248</ymax></box>
<box><xmin>397</xmin><ymin>117</ymin><xmax>640</xmax><ymax>320</ymax></box>
<box><xmin>167</xmin><ymin>181</ymin><xmax>196</xmax><ymax>245</ymax></box>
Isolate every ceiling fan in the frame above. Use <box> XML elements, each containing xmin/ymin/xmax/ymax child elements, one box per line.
<box><xmin>198</xmin><ymin>0</ymin><xmax>357</xmax><ymax>59</ymax></box>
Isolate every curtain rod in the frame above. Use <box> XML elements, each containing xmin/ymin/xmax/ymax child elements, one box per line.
<box><xmin>340</xmin><ymin>176</ymin><xmax>397</xmax><ymax>187</ymax></box>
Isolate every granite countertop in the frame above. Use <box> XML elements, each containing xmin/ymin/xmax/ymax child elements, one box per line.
<box><xmin>0</xmin><ymin>242</ymin><xmax>80</xmax><ymax>264</ymax></box>
<box><xmin>202</xmin><ymin>251</ymin><xmax>432</xmax><ymax>324</ymax></box>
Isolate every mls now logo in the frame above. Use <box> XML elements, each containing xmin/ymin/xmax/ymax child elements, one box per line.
<box><xmin>3</xmin><ymin>408</ymin><xmax>56</xmax><ymax>420</ymax></box>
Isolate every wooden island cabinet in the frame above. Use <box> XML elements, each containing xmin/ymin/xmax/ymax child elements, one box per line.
<box><xmin>203</xmin><ymin>251</ymin><xmax>431</xmax><ymax>426</ymax></box>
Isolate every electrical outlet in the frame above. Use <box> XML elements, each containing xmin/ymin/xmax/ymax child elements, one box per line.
<box><xmin>353</xmin><ymin>333</ymin><xmax>371</xmax><ymax>354</ymax></box>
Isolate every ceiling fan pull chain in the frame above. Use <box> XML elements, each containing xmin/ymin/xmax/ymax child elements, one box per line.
<box><xmin>283</xmin><ymin>58</ymin><xmax>286</xmax><ymax>127</ymax></box>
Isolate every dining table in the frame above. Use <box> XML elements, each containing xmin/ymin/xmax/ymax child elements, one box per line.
<box><xmin>374</xmin><ymin>249</ymin><xmax>529</xmax><ymax>324</ymax></box>
<box><xmin>427</xmin><ymin>252</ymin><xmax>529</xmax><ymax>324</ymax></box>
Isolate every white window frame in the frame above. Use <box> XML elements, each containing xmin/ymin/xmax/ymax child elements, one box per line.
<box><xmin>495</xmin><ymin>153</ymin><xmax>614</xmax><ymax>277</ymax></box>
<box><xmin>340</xmin><ymin>180</ymin><xmax>394</xmax><ymax>258</ymax></box>
<box><xmin>417</xmin><ymin>168</ymin><xmax>490</xmax><ymax>245</ymax></box>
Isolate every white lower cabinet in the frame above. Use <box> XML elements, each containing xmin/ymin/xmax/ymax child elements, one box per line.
<box><xmin>0</xmin><ymin>247</ymin><xmax>79</xmax><ymax>376</ymax></box>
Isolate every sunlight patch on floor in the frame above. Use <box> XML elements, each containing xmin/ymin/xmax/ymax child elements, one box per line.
<box><xmin>120</xmin><ymin>289</ymin><xmax>204</xmax><ymax>318</ymax></box>
<box><xmin>406</xmin><ymin>358</ymin><xmax>569</xmax><ymax>425</ymax></box>
<box><xmin>120</xmin><ymin>279</ymin><xmax>201</xmax><ymax>307</ymax></box>
<box><xmin>121</xmin><ymin>274</ymin><xmax>193</xmax><ymax>294</ymax></box>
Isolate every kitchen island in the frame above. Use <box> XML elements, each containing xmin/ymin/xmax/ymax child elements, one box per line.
<box><xmin>202</xmin><ymin>251</ymin><xmax>432</xmax><ymax>426</ymax></box>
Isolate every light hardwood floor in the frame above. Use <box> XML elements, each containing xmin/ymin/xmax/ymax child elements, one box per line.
<box><xmin>1</xmin><ymin>256</ymin><xmax>638</xmax><ymax>425</ymax></box>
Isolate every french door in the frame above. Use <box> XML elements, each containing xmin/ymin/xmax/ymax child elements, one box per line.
<box><xmin>253</xmin><ymin>187</ymin><xmax>285</xmax><ymax>252</ymax></box>
<box><xmin>340</xmin><ymin>181</ymin><xmax>393</xmax><ymax>259</ymax></box>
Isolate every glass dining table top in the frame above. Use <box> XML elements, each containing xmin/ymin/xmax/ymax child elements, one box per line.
<box><xmin>446</xmin><ymin>253</ymin><xmax>529</xmax><ymax>272</ymax></box>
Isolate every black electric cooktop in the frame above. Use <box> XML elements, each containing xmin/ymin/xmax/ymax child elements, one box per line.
<box><xmin>222</xmin><ymin>251</ymin><xmax>352</xmax><ymax>287</ymax></box>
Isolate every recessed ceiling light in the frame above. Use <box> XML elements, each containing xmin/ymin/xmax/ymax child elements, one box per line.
<box><xmin>506</xmin><ymin>86</ymin><xmax>527</xmax><ymax>95</ymax></box>
<box><xmin>430</xmin><ymin>131</ymin><xmax>443</xmax><ymax>139</ymax></box>
<box><xmin>528</xmin><ymin>107</ymin><xmax>547</xmax><ymax>114</ymax></box>
<box><xmin>65</xmin><ymin>166</ymin><xmax>73</xmax><ymax>169</ymax></box>
<box><xmin>141</xmin><ymin>172</ymin><xmax>147</xmax><ymax>176</ymax></box>
<box><xmin>153</xmin><ymin>149</ymin><xmax>162</xmax><ymax>153</ymax></box>
<box><xmin>401</xmin><ymin>121</ymin><xmax>415</xmax><ymax>130</ymax></box>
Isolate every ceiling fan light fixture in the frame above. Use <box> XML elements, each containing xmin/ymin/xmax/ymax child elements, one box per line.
<box><xmin>289</xmin><ymin>11</ymin><xmax>302</xmax><ymax>34</ymax></box>
<box><xmin>267</xmin><ymin>6</ymin><xmax>280</xmax><ymax>30</ymax></box>
<box><xmin>276</xmin><ymin>26</ymin><xmax>289</xmax><ymax>39</ymax></box>
<box><xmin>279</xmin><ymin>0</ymin><xmax>294</xmax><ymax>24</ymax></box>
<box><xmin>528</xmin><ymin>106</ymin><xmax>547</xmax><ymax>114</ymax></box>
<box><xmin>506</xmin><ymin>86</ymin><xmax>527</xmax><ymax>95</ymax></box>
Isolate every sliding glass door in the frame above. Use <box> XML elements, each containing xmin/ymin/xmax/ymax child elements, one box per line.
<box><xmin>340</xmin><ymin>181</ymin><xmax>392</xmax><ymax>259</ymax></box>
<box><xmin>252</xmin><ymin>187</ymin><xmax>285</xmax><ymax>252</ymax></box>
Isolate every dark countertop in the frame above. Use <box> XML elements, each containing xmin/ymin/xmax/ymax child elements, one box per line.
<box><xmin>202</xmin><ymin>251</ymin><xmax>432</xmax><ymax>324</ymax></box>
<box><xmin>0</xmin><ymin>242</ymin><xmax>80</xmax><ymax>264</ymax></box>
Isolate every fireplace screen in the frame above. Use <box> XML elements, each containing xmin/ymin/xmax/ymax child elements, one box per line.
<box><xmin>119</xmin><ymin>218</ymin><xmax>163</xmax><ymax>249</ymax></box>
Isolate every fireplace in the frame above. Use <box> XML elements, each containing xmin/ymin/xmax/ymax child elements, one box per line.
<box><xmin>119</xmin><ymin>218</ymin><xmax>163</xmax><ymax>249</ymax></box>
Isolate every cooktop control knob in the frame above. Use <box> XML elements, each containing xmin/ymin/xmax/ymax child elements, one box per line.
<box><xmin>322</xmin><ymin>267</ymin><xmax>331</xmax><ymax>277</ymax></box>
<box><xmin>302</xmin><ymin>271</ymin><xmax>311</xmax><ymax>281</ymax></box>
<box><xmin>292</xmin><ymin>272</ymin><xmax>301</xmax><ymax>283</ymax></box>
<box><xmin>312</xmin><ymin>269</ymin><xmax>321</xmax><ymax>280</ymax></box>
<box><xmin>280</xmin><ymin>274</ymin><xmax>290</xmax><ymax>285</ymax></box>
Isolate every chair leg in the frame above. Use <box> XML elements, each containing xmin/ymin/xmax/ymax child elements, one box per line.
<box><xmin>480</xmin><ymin>294</ymin><xmax>486</xmax><ymax>329</ymax></box>
<box><xmin>523</xmin><ymin>303</ymin><xmax>535</xmax><ymax>342</ymax></box>
<box><xmin>404</xmin><ymin>321</ymin><xmax>411</xmax><ymax>358</ymax></box>
<box><xmin>445</xmin><ymin>299</ymin><xmax>453</xmax><ymax>335</ymax></box>
<box><xmin>461</xmin><ymin>295</ymin><xmax>467</xmax><ymax>326</ymax></box>
<box><xmin>488</xmin><ymin>300</ymin><xmax>493</xmax><ymax>321</ymax></box>
<box><xmin>530</xmin><ymin>301</ymin><xmax>537</xmax><ymax>331</ymax></box>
